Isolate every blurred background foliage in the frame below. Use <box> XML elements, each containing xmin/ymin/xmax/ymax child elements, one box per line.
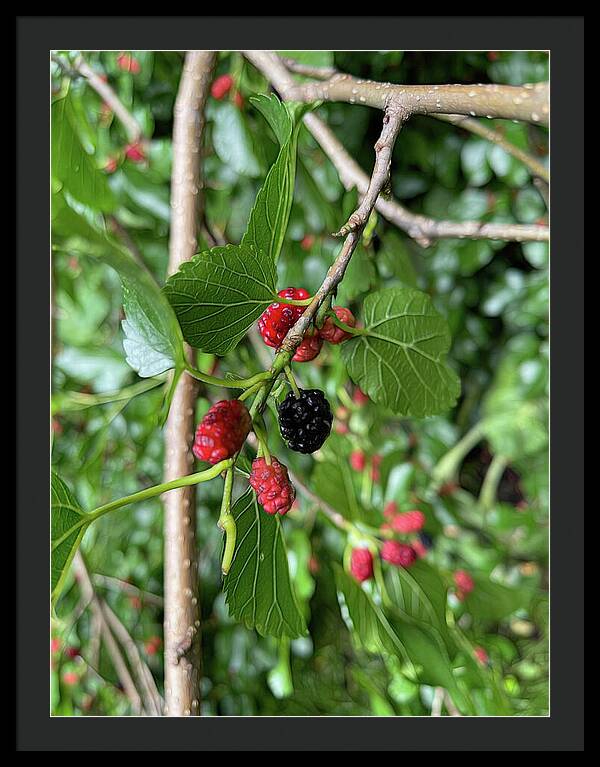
<box><xmin>51</xmin><ymin>50</ymin><xmax>548</xmax><ymax>716</ymax></box>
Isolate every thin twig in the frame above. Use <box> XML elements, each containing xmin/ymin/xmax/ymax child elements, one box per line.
<box><xmin>244</xmin><ymin>51</ymin><xmax>548</xmax><ymax>247</ymax></box>
<box><xmin>91</xmin><ymin>573</ymin><xmax>164</xmax><ymax>607</ymax></box>
<box><xmin>101</xmin><ymin>600</ymin><xmax>163</xmax><ymax>716</ymax></box>
<box><xmin>73</xmin><ymin>552</ymin><xmax>143</xmax><ymax>715</ymax></box>
<box><xmin>72</xmin><ymin>54</ymin><xmax>143</xmax><ymax>143</ymax></box>
<box><xmin>433</xmin><ymin>114</ymin><xmax>548</xmax><ymax>183</ymax></box>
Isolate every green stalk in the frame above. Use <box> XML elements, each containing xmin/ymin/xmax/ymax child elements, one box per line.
<box><xmin>184</xmin><ymin>364</ymin><xmax>271</xmax><ymax>390</ymax></box>
<box><xmin>218</xmin><ymin>468</ymin><xmax>236</xmax><ymax>575</ymax></box>
<box><xmin>52</xmin><ymin>459</ymin><xmax>234</xmax><ymax>551</ymax></box>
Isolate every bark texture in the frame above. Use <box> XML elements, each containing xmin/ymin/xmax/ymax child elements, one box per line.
<box><xmin>163</xmin><ymin>50</ymin><xmax>215</xmax><ymax>717</ymax></box>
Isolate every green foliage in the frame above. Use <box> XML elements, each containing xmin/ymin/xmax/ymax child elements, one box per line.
<box><xmin>342</xmin><ymin>288</ymin><xmax>460</xmax><ymax>417</ymax></box>
<box><xmin>222</xmin><ymin>490</ymin><xmax>307</xmax><ymax>639</ymax></box>
<box><xmin>51</xmin><ymin>50</ymin><xmax>549</xmax><ymax>717</ymax></box>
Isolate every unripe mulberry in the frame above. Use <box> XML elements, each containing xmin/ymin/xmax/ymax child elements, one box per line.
<box><xmin>258</xmin><ymin>287</ymin><xmax>310</xmax><ymax>348</ymax></box>
<box><xmin>249</xmin><ymin>457</ymin><xmax>295</xmax><ymax>515</ymax></box>
<box><xmin>350</xmin><ymin>548</ymin><xmax>374</xmax><ymax>582</ymax></box>
<box><xmin>192</xmin><ymin>399</ymin><xmax>251</xmax><ymax>465</ymax></box>
<box><xmin>319</xmin><ymin>306</ymin><xmax>356</xmax><ymax>344</ymax></box>
<box><xmin>381</xmin><ymin>540</ymin><xmax>417</xmax><ymax>568</ymax></box>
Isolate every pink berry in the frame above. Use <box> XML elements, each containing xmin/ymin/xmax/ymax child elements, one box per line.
<box><xmin>211</xmin><ymin>74</ymin><xmax>234</xmax><ymax>100</ymax></box>
<box><xmin>350</xmin><ymin>548</ymin><xmax>374</xmax><ymax>582</ymax></box>
<box><xmin>391</xmin><ymin>510</ymin><xmax>425</xmax><ymax>534</ymax></box>
<box><xmin>381</xmin><ymin>540</ymin><xmax>417</xmax><ymax>568</ymax></box>
<box><xmin>350</xmin><ymin>451</ymin><xmax>366</xmax><ymax>471</ymax></box>
<box><xmin>454</xmin><ymin>569</ymin><xmax>475</xmax><ymax>595</ymax></box>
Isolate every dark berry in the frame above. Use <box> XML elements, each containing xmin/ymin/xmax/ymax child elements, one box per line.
<box><xmin>277</xmin><ymin>388</ymin><xmax>333</xmax><ymax>454</ymax></box>
<box><xmin>292</xmin><ymin>330</ymin><xmax>323</xmax><ymax>362</ymax></box>
<box><xmin>418</xmin><ymin>531</ymin><xmax>434</xmax><ymax>549</ymax></box>
<box><xmin>381</xmin><ymin>540</ymin><xmax>417</xmax><ymax>568</ymax></box>
<box><xmin>258</xmin><ymin>287</ymin><xmax>310</xmax><ymax>348</ymax></box>
<box><xmin>350</xmin><ymin>548</ymin><xmax>374</xmax><ymax>582</ymax></box>
<box><xmin>192</xmin><ymin>399</ymin><xmax>251</xmax><ymax>464</ymax></box>
<box><xmin>249</xmin><ymin>457</ymin><xmax>295</xmax><ymax>515</ymax></box>
<box><xmin>320</xmin><ymin>306</ymin><xmax>356</xmax><ymax>344</ymax></box>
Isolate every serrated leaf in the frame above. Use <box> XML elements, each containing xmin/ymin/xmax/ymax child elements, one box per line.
<box><xmin>384</xmin><ymin>560</ymin><xmax>450</xmax><ymax>645</ymax></box>
<box><xmin>335</xmin><ymin>566</ymin><xmax>468</xmax><ymax>710</ymax></box>
<box><xmin>341</xmin><ymin>288</ymin><xmax>460</xmax><ymax>417</ymax></box>
<box><xmin>242</xmin><ymin>96</ymin><xmax>309</xmax><ymax>266</ymax></box>
<box><xmin>52</xmin><ymin>94</ymin><xmax>115</xmax><ymax>212</ymax></box>
<box><xmin>249</xmin><ymin>93</ymin><xmax>293</xmax><ymax>147</ymax></box>
<box><xmin>223</xmin><ymin>490</ymin><xmax>307</xmax><ymax>639</ymax></box>
<box><xmin>163</xmin><ymin>243</ymin><xmax>277</xmax><ymax>355</ymax></box>
<box><xmin>51</xmin><ymin>472</ymin><xmax>89</xmax><ymax>605</ymax></box>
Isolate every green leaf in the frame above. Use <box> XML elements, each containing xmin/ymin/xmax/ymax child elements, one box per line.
<box><xmin>384</xmin><ymin>560</ymin><xmax>451</xmax><ymax>649</ymax></box>
<box><xmin>462</xmin><ymin>576</ymin><xmax>530</xmax><ymax>622</ymax></box>
<box><xmin>211</xmin><ymin>101</ymin><xmax>261</xmax><ymax>178</ymax></box>
<box><xmin>51</xmin><ymin>472</ymin><xmax>89</xmax><ymax>605</ymax></box>
<box><xmin>241</xmin><ymin>96</ymin><xmax>308</xmax><ymax>266</ymax></box>
<box><xmin>249</xmin><ymin>93</ymin><xmax>293</xmax><ymax>147</ymax></box>
<box><xmin>163</xmin><ymin>243</ymin><xmax>277</xmax><ymax>355</ymax></box>
<box><xmin>51</xmin><ymin>94</ymin><xmax>115</xmax><ymax>212</ymax></box>
<box><xmin>341</xmin><ymin>287</ymin><xmax>460</xmax><ymax>417</ymax></box>
<box><xmin>222</xmin><ymin>489</ymin><xmax>307</xmax><ymax>639</ymax></box>
<box><xmin>335</xmin><ymin>566</ymin><xmax>467</xmax><ymax>708</ymax></box>
<box><xmin>53</xmin><ymin>192</ymin><xmax>185</xmax><ymax>377</ymax></box>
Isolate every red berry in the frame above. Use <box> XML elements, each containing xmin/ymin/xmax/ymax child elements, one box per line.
<box><xmin>51</xmin><ymin>637</ymin><xmax>61</xmax><ymax>654</ymax></box>
<box><xmin>125</xmin><ymin>141</ymin><xmax>146</xmax><ymax>163</ymax></box>
<box><xmin>320</xmin><ymin>307</ymin><xmax>356</xmax><ymax>344</ymax></box>
<box><xmin>371</xmin><ymin>454</ymin><xmax>382</xmax><ymax>482</ymax></box>
<box><xmin>350</xmin><ymin>548</ymin><xmax>374</xmax><ymax>582</ymax></box>
<box><xmin>193</xmin><ymin>399</ymin><xmax>251</xmax><ymax>465</ymax></box>
<box><xmin>391</xmin><ymin>510</ymin><xmax>425</xmax><ymax>534</ymax></box>
<box><xmin>487</xmin><ymin>51</ymin><xmax>499</xmax><ymax>61</ymax></box>
<box><xmin>383</xmin><ymin>500</ymin><xmax>398</xmax><ymax>520</ymax></box>
<box><xmin>300</xmin><ymin>234</ymin><xmax>315</xmax><ymax>251</ymax></box>
<box><xmin>211</xmin><ymin>74</ymin><xmax>234</xmax><ymax>100</ymax></box>
<box><xmin>257</xmin><ymin>287</ymin><xmax>310</xmax><ymax>348</ymax></box>
<box><xmin>292</xmin><ymin>330</ymin><xmax>323</xmax><ymax>362</ymax></box>
<box><xmin>145</xmin><ymin>641</ymin><xmax>158</xmax><ymax>656</ymax></box>
<box><xmin>454</xmin><ymin>569</ymin><xmax>475</xmax><ymax>595</ymax></box>
<box><xmin>381</xmin><ymin>540</ymin><xmax>417</xmax><ymax>568</ymax></box>
<box><xmin>65</xmin><ymin>646</ymin><xmax>79</xmax><ymax>659</ymax></box>
<box><xmin>117</xmin><ymin>52</ymin><xmax>141</xmax><ymax>74</ymax></box>
<box><xmin>104</xmin><ymin>156</ymin><xmax>118</xmax><ymax>174</ymax></box>
<box><xmin>474</xmin><ymin>646</ymin><xmax>489</xmax><ymax>665</ymax></box>
<box><xmin>353</xmin><ymin>387</ymin><xmax>369</xmax><ymax>406</ymax></box>
<box><xmin>62</xmin><ymin>671</ymin><xmax>79</xmax><ymax>686</ymax></box>
<box><xmin>233</xmin><ymin>91</ymin><xmax>244</xmax><ymax>109</ymax></box>
<box><xmin>438</xmin><ymin>481</ymin><xmax>458</xmax><ymax>497</ymax></box>
<box><xmin>249</xmin><ymin>457</ymin><xmax>295</xmax><ymax>516</ymax></box>
<box><xmin>350</xmin><ymin>451</ymin><xmax>366</xmax><ymax>471</ymax></box>
<box><xmin>129</xmin><ymin>596</ymin><xmax>142</xmax><ymax>610</ymax></box>
<box><xmin>411</xmin><ymin>538</ymin><xmax>428</xmax><ymax>559</ymax></box>
<box><xmin>309</xmin><ymin>555</ymin><xmax>320</xmax><ymax>574</ymax></box>
<box><xmin>334</xmin><ymin>421</ymin><xmax>349</xmax><ymax>435</ymax></box>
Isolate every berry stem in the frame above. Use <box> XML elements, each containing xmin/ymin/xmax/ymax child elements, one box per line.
<box><xmin>184</xmin><ymin>364</ymin><xmax>271</xmax><ymax>390</ymax></box>
<box><xmin>253</xmin><ymin>416</ymin><xmax>272</xmax><ymax>464</ymax></box>
<box><xmin>326</xmin><ymin>312</ymin><xmax>367</xmax><ymax>337</ymax></box>
<box><xmin>284</xmin><ymin>365</ymin><xmax>301</xmax><ymax>398</ymax></box>
<box><xmin>218</xmin><ymin>468</ymin><xmax>236</xmax><ymax>575</ymax></box>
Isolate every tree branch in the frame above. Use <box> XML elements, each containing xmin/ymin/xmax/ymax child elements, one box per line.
<box><xmin>433</xmin><ymin>113</ymin><xmax>548</xmax><ymax>183</ymax></box>
<box><xmin>244</xmin><ymin>51</ymin><xmax>548</xmax><ymax>247</ymax></box>
<box><xmin>269</xmin><ymin>66</ymin><xmax>549</xmax><ymax>126</ymax></box>
<box><xmin>72</xmin><ymin>552</ymin><xmax>143</xmax><ymax>714</ymax></box>
<box><xmin>163</xmin><ymin>50</ymin><xmax>215</xmax><ymax>718</ymax></box>
<box><xmin>72</xmin><ymin>55</ymin><xmax>143</xmax><ymax>143</ymax></box>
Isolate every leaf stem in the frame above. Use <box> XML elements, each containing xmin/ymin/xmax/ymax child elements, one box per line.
<box><xmin>184</xmin><ymin>364</ymin><xmax>271</xmax><ymax>390</ymax></box>
<box><xmin>327</xmin><ymin>313</ymin><xmax>368</xmax><ymax>337</ymax></box>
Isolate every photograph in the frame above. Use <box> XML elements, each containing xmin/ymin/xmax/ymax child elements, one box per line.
<box><xmin>50</xmin><ymin>48</ymin><xmax>550</xmax><ymax>719</ymax></box>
